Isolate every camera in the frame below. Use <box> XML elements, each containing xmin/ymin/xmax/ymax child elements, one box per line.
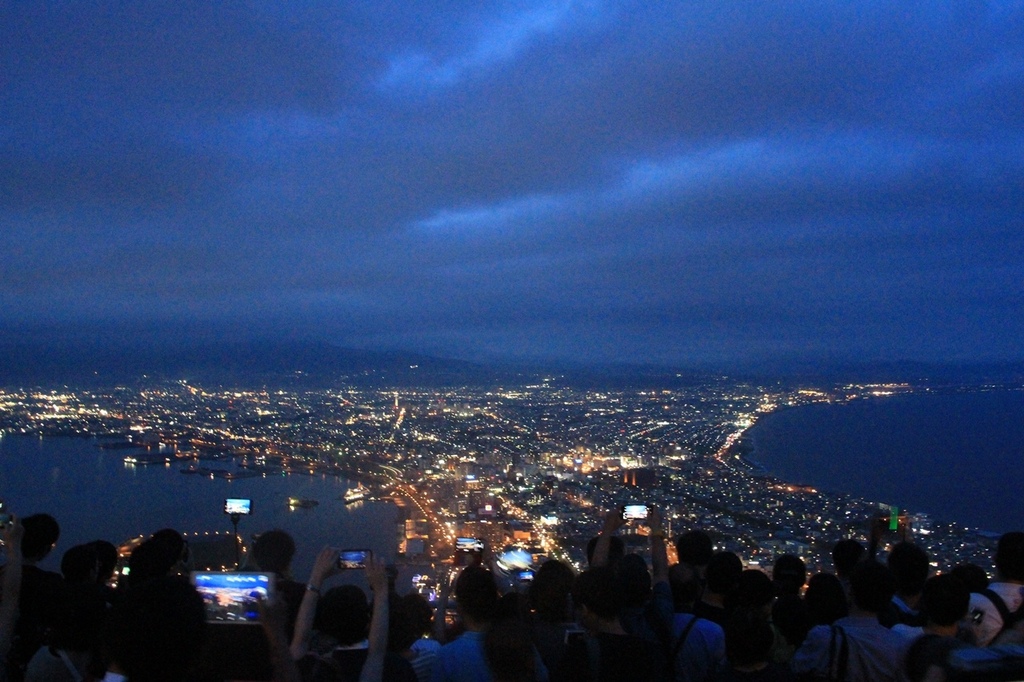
<box><xmin>337</xmin><ymin>549</ymin><xmax>371</xmax><ymax>569</ymax></box>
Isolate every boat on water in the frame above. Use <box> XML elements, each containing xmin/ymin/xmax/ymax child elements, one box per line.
<box><xmin>342</xmin><ymin>484</ymin><xmax>369</xmax><ymax>505</ymax></box>
<box><xmin>287</xmin><ymin>497</ymin><xmax>319</xmax><ymax>508</ymax></box>
<box><xmin>124</xmin><ymin>454</ymin><xmax>173</xmax><ymax>465</ymax></box>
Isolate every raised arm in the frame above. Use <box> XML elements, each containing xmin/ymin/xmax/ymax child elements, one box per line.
<box><xmin>0</xmin><ymin>517</ymin><xmax>24</xmax><ymax>663</ymax></box>
<box><xmin>260</xmin><ymin>593</ymin><xmax>301</xmax><ymax>682</ymax></box>
<box><xmin>433</xmin><ymin>565</ymin><xmax>454</xmax><ymax>643</ymax></box>
<box><xmin>360</xmin><ymin>556</ymin><xmax>389</xmax><ymax>682</ymax></box>
<box><xmin>290</xmin><ymin>546</ymin><xmax>339</xmax><ymax>660</ymax></box>
<box><xmin>592</xmin><ymin>510</ymin><xmax>624</xmax><ymax>568</ymax></box>
<box><xmin>648</xmin><ymin>507</ymin><xmax>668</xmax><ymax>585</ymax></box>
<box><xmin>867</xmin><ymin>515</ymin><xmax>887</xmax><ymax>561</ymax></box>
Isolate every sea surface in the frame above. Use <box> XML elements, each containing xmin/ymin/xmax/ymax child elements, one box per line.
<box><xmin>747</xmin><ymin>389</ymin><xmax>1024</xmax><ymax>534</ymax></box>
<box><xmin>0</xmin><ymin>434</ymin><xmax>397</xmax><ymax>579</ymax></box>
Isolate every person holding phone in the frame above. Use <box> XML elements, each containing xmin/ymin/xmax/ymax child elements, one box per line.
<box><xmin>7</xmin><ymin>513</ymin><xmax>64</xmax><ymax>679</ymax></box>
<box><xmin>554</xmin><ymin>566</ymin><xmax>657</xmax><ymax>682</ymax></box>
<box><xmin>589</xmin><ymin>509</ymin><xmax>627</xmax><ymax>571</ymax></box>
<box><xmin>432</xmin><ymin>564</ymin><xmax>549</xmax><ymax>682</ymax></box>
<box><xmin>290</xmin><ymin>547</ymin><xmax>416</xmax><ymax>681</ymax></box>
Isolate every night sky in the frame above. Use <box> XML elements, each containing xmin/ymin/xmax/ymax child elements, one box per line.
<box><xmin>3</xmin><ymin>1</ymin><xmax>1023</xmax><ymax>366</ymax></box>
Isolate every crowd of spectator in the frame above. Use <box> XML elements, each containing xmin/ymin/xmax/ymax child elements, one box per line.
<box><xmin>0</xmin><ymin>504</ymin><xmax>1022</xmax><ymax>682</ymax></box>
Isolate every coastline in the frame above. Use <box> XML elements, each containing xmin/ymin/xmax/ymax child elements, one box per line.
<box><xmin>737</xmin><ymin>388</ymin><xmax>1024</xmax><ymax>534</ymax></box>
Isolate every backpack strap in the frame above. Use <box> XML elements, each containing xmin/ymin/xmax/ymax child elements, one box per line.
<box><xmin>836</xmin><ymin>626</ymin><xmax>849</xmax><ymax>682</ymax></box>
<box><xmin>980</xmin><ymin>588</ymin><xmax>1023</xmax><ymax>638</ymax></box>
<box><xmin>56</xmin><ymin>649</ymin><xmax>84</xmax><ymax>682</ymax></box>
<box><xmin>666</xmin><ymin>614</ymin><xmax>702</xmax><ymax>679</ymax></box>
<box><xmin>826</xmin><ymin>625</ymin><xmax>848</xmax><ymax>682</ymax></box>
<box><xmin>671</xmin><ymin>615</ymin><xmax>701</xmax><ymax>659</ymax></box>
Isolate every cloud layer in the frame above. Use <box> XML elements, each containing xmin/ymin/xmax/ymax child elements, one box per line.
<box><xmin>2</xmin><ymin>0</ymin><xmax>1023</xmax><ymax>365</ymax></box>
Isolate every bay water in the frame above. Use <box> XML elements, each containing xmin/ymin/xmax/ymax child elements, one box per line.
<box><xmin>747</xmin><ymin>389</ymin><xmax>1024</xmax><ymax>534</ymax></box>
<box><xmin>0</xmin><ymin>434</ymin><xmax>397</xmax><ymax>579</ymax></box>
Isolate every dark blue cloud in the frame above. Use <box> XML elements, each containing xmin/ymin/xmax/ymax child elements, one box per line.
<box><xmin>1</xmin><ymin>0</ymin><xmax>1023</xmax><ymax>365</ymax></box>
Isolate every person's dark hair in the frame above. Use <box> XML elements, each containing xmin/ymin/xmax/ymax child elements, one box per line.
<box><xmin>316</xmin><ymin>585</ymin><xmax>370</xmax><ymax>645</ymax></box>
<box><xmin>723</xmin><ymin>608</ymin><xmax>775</xmax><ymax>668</ymax></box>
<box><xmin>675</xmin><ymin>531</ymin><xmax>713</xmax><ymax>567</ymax></box>
<box><xmin>585</xmin><ymin>535</ymin><xmax>625</xmax><ymax>567</ymax></box>
<box><xmin>920</xmin><ymin>574</ymin><xmax>970</xmax><ymax>627</ymax></box>
<box><xmin>849</xmin><ymin>560</ymin><xmax>895</xmax><ymax>614</ymax></box>
<box><xmin>251</xmin><ymin>529</ymin><xmax>296</xmax><ymax>575</ymax></box>
<box><xmin>389</xmin><ymin>596</ymin><xmax>419</xmax><ymax>653</ymax></box>
<box><xmin>50</xmin><ymin>584</ymin><xmax>107</xmax><ymax>652</ymax></box>
<box><xmin>669</xmin><ymin>563</ymin><xmax>701</xmax><ymax>612</ymax></box>
<box><xmin>705</xmin><ymin>551</ymin><xmax>743</xmax><ymax>595</ymax></box>
<box><xmin>904</xmin><ymin>631</ymin><xmax>968</xmax><ymax>682</ymax></box>
<box><xmin>404</xmin><ymin>591</ymin><xmax>434</xmax><ymax>637</ymax></box>
<box><xmin>455</xmin><ymin>565</ymin><xmax>499</xmax><ymax>623</ymax></box>
<box><xmin>495</xmin><ymin>591</ymin><xmax>526</xmax><ymax>622</ymax></box>
<box><xmin>949</xmin><ymin>562</ymin><xmax>989</xmax><ymax>593</ymax></box>
<box><xmin>151</xmin><ymin>528</ymin><xmax>188</xmax><ymax>564</ymax></box>
<box><xmin>126</xmin><ymin>537</ymin><xmax>180</xmax><ymax>587</ymax></box>
<box><xmin>772</xmin><ymin>555</ymin><xmax>807</xmax><ymax>596</ymax></box>
<box><xmin>730</xmin><ymin>569</ymin><xmax>774</xmax><ymax>612</ymax></box>
<box><xmin>389</xmin><ymin>593</ymin><xmax>433</xmax><ymax>652</ymax></box>
<box><xmin>617</xmin><ymin>553</ymin><xmax>652</xmax><ymax>608</ymax></box>
<box><xmin>573</xmin><ymin>567</ymin><xmax>623</xmax><ymax>620</ymax></box>
<box><xmin>888</xmin><ymin>542</ymin><xmax>930</xmax><ymax>597</ymax></box>
<box><xmin>804</xmin><ymin>573</ymin><xmax>848</xmax><ymax>626</ymax></box>
<box><xmin>994</xmin><ymin>532</ymin><xmax>1024</xmax><ymax>582</ymax></box>
<box><xmin>90</xmin><ymin>540</ymin><xmax>118</xmax><ymax>584</ymax></box>
<box><xmin>61</xmin><ymin>544</ymin><xmax>98</xmax><ymax>584</ymax></box>
<box><xmin>831</xmin><ymin>539</ymin><xmax>865</xmax><ymax>578</ymax></box>
<box><xmin>528</xmin><ymin>559</ymin><xmax>575</xmax><ymax>623</ymax></box>
<box><xmin>484</xmin><ymin>619</ymin><xmax>536</xmax><ymax>682</ymax></box>
<box><xmin>772</xmin><ymin>593</ymin><xmax>811</xmax><ymax>650</ymax></box>
<box><xmin>106</xmin><ymin>576</ymin><xmax>206</xmax><ymax>682</ymax></box>
<box><xmin>21</xmin><ymin>513</ymin><xmax>60</xmax><ymax>559</ymax></box>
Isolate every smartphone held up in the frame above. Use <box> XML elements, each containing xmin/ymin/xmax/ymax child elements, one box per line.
<box><xmin>337</xmin><ymin>549</ymin><xmax>372</xmax><ymax>569</ymax></box>
<box><xmin>454</xmin><ymin>537</ymin><xmax>484</xmax><ymax>567</ymax></box>
<box><xmin>620</xmin><ymin>504</ymin><xmax>649</xmax><ymax>521</ymax></box>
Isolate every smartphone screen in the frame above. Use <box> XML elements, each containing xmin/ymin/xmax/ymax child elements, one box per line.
<box><xmin>621</xmin><ymin>504</ymin><xmax>648</xmax><ymax>520</ymax></box>
<box><xmin>224</xmin><ymin>498</ymin><xmax>252</xmax><ymax>515</ymax></box>
<box><xmin>454</xmin><ymin>537</ymin><xmax>484</xmax><ymax>566</ymax></box>
<box><xmin>192</xmin><ymin>571</ymin><xmax>272</xmax><ymax>622</ymax></box>
<box><xmin>337</xmin><ymin>549</ymin><xmax>371</xmax><ymax>569</ymax></box>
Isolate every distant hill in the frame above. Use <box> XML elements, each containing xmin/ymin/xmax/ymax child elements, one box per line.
<box><xmin>0</xmin><ymin>340</ymin><xmax>497</xmax><ymax>388</ymax></box>
<box><xmin>1</xmin><ymin>338</ymin><xmax>1021</xmax><ymax>389</ymax></box>
<box><xmin>724</xmin><ymin>358</ymin><xmax>1024</xmax><ymax>385</ymax></box>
